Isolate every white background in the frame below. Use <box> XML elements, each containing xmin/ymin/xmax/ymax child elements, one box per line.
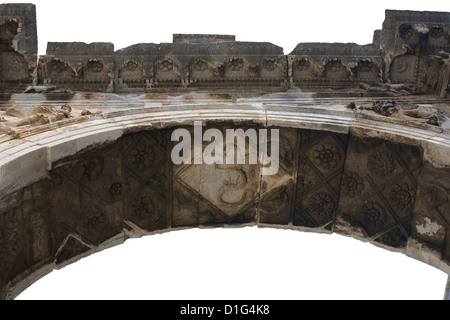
<box><xmin>8</xmin><ymin>0</ymin><xmax>450</xmax><ymax>300</ymax></box>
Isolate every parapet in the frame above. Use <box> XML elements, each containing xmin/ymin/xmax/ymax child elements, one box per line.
<box><xmin>288</xmin><ymin>43</ymin><xmax>381</xmax><ymax>89</ymax></box>
<box><xmin>0</xmin><ymin>5</ymin><xmax>448</xmax><ymax>98</ymax></box>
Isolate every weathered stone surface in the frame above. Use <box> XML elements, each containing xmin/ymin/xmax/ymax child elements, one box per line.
<box><xmin>1</xmin><ymin>102</ymin><xmax>450</xmax><ymax>299</ymax></box>
<box><xmin>421</xmin><ymin>52</ymin><xmax>450</xmax><ymax>99</ymax></box>
<box><xmin>379</xmin><ymin>10</ymin><xmax>450</xmax><ymax>88</ymax></box>
<box><xmin>288</xmin><ymin>43</ymin><xmax>382</xmax><ymax>89</ymax></box>
<box><xmin>24</xmin><ymin>9</ymin><xmax>450</xmax><ymax>96</ymax></box>
<box><xmin>0</xmin><ymin>3</ymin><xmax>37</xmax><ymax>90</ymax></box>
<box><xmin>259</xmin><ymin>128</ymin><xmax>297</xmax><ymax>225</ymax></box>
<box><xmin>114</xmin><ymin>37</ymin><xmax>286</xmax><ymax>92</ymax></box>
<box><xmin>411</xmin><ymin>163</ymin><xmax>450</xmax><ymax>260</ymax></box>
<box><xmin>336</xmin><ymin>136</ymin><xmax>422</xmax><ymax>249</ymax></box>
<box><xmin>173</xmin><ymin>34</ymin><xmax>236</xmax><ymax>43</ymax></box>
<box><xmin>40</xmin><ymin>42</ymin><xmax>115</xmax><ymax>93</ymax></box>
<box><xmin>0</xmin><ymin>4</ymin><xmax>450</xmax><ymax>300</ymax></box>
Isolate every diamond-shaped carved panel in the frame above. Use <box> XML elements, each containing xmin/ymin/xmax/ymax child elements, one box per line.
<box><xmin>122</xmin><ymin>131</ymin><xmax>167</xmax><ymax>181</ymax></box>
<box><xmin>177</xmin><ymin>162</ymin><xmax>260</xmax><ymax>219</ymax></box>
<box><xmin>74</xmin><ymin>191</ymin><xmax>122</xmax><ymax>246</ymax></box>
<box><xmin>172</xmin><ymin>123</ymin><xmax>265</xmax><ymax>224</ymax></box>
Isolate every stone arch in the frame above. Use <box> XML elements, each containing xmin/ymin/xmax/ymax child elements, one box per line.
<box><xmin>1</xmin><ymin>102</ymin><xmax>450</xmax><ymax>300</ymax></box>
<box><xmin>16</xmin><ymin>227</ymin><xmax>448</xmax><ymax>300</ymax></box>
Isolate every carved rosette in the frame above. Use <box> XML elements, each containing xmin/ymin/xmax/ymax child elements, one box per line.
<box><xmin>87</xmin><ymin>59</ymin><xmax>104</xmax><ymax>73</ymax></box>
<box><xmin>81</xmin><ymin>205</ymin><xmax>107</xmax><ymax>234</ymax></box>
<box><xmin>399</xmin><ymin>24</ymin><xmax>414</xmax><ymax>40</ymax></box>
<box><xmin>429</xmin><ymin>25</ymin><xmax>444</xmax><ymax>39</ymax></box>
<box><xmin>154</xmin><ymin>57</ymin><xmax>182</xmax><ymax>82</ymax></box>
<box><xmin>192</xmin><ymin>59</ymin><xmax>208</xmax><ymax>72</ymax></box>
<box><xmin>83</xmin><ymin>58</ymin><xmax>111</xmax><ymax>84</ymax></box>
<box><xmin>158</xmin><ymin>58</ymin><xmax>174</xmax><ymax>72</ymax></box>
<box><xmin>228</xmin><ymin>57</ymin><xmax>243</xmax><ymax>71</ymax></box>
<box><xmin>361</xmin><ymin>202</ymin><xmax>387</xmax><ymax>228</ymax></box>
<box><xmin>390</xmin><ymin>183</ymin><xmax>416</xmax><ymax>210</ymax></box>
<box><xmin>248</xmin><ymin>64</ymin><xmax>260</xmax><ymax>77</ymax></box>
<box><xmin>51</xmin><ymin>58</ymin><xmax>67</xmax><ymax>74</ymax></box>
<box><xmin>307</xmin><ymin>192</ymin><xmax>336</xmax><ymax>218</ymax></box>
<box><xmin>427</xmin><ymin>24</ymin><xmax>447</xmax><ymax>46</ymax></box>
<box><xmin>130</xmin><ymin>144</ymin><xmax>155</xmax><ymax>170</ymax></box>
<box><xmin>292</xmin><ymin>57</ymin><xmax>316</xmax><ymax>80</ymax></box>
<box><xmin>262</xmin><ymin>58</ymin><xmax>277</xmax><ymax>71</ymax></box>
<box><xmin>355</xmin><ymin>59</ymin><xmax>379</xmax><ymax>79</ymax></box>
<box><xmin>341</xmin><ymin>172</ymin><xmax>364</xmax><ymax>198</ymax></box>
<box><xmin>367</xmin><ymin>152</ymin><xmax>395</xmax><ymax>179</ymax></box>
<box><xmin>326</xmin><ymin>59</ymin><xmax>342</xmax><ymax>72</ymax></box>
<box><xmin>124</xmin><ymin>60</ymin><xmax>138</xmax><ymax>72</ymax></box>
<box><xmin>324</xmin><ymin>58</ymin><xmax>349</xmax><ymax>79</ymax></box>
<box><xmin>133</xmin><ymin>196</ymin><xmax>155</xmax><ymax>220</ymax></box>
<box><xmin>313</xmin><ymin>143</ymin><xmax>340</xmax><ymax>170</ymax></box>
<box><xmin>295</xmin><ymin>58</ymin><xmax>310</xmax><ymax>71</ymax></box>
<box><xmin>189</xmin><ymin>59</ymin><xmax>214</xmax><ymax>81</ymax></box>
<box><xmin>78</xmin><ymin>157</ymin><xmax>104</xmax><ymax>182</ymax></box>
<box><xmin>0</xmin><ymin>52</ymin><xmax>29</xmax><ymax>81</ymax></box>
<box><xmin>109</xmin><ymin>182</ymin><xmax>123</xmax><ymax>201</ymax></box>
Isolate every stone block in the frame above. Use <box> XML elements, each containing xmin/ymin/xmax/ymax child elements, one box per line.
<box><xmin>41</xmin><ymin>42</ymin><xmax>115</xmax><ymax>92</ymax></box>
<box><xmin>294</xmin><ymin>130</ymin><xmax>348</xmax><ymax>231</ymax></box>
<box><xmin>0</xmin><ymin>146</ymin><xmax>47</xmax><ymax>196</ymax></box>
<box><xmin>116</xmin><ymin>36</ymin><xmax>286</xmax><ymax>92</ymax></box>
<box><xmin>379</xmin><ymin>10</ymin><xmax>450</xmax><ymax>83</ymax></box>
<box><xmin>288</xmin><ymin>43</ymin><xmax>382</xmax><ymax>89</ymax></box>
<box><xmin>0</xmin><ymin>3</ymin><xmax>37</xmax><ymax>90</ymax></box>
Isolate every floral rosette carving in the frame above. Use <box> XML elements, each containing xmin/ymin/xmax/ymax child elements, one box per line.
<box><xmin>313</xmin><ymin>143</ymin><xmax>340</xmax><ymax>169</ymax></box>
<box><xmin>262</xmin><ymin>58</ymin><xmax>277</xmax><ymax>71</ymax></box>
<box><xmin>228</xmin><ymin>57</ymin><xmax>243</xmax><ymax>71</ymax></box>
<box><xmin>295</xmin><ymin>58</ymin><xmax>310</xmax><ymax>71</ymax></box>
<box><xmin>123</xmin><ymin>60</ymin><xmax>138</xmax><ymax>72</ymax></box>
<box><xmin>399</xmin><ymin>24</ymin><xmax>413</xmax><ymax>40</ymax></box>
<box><xmin>158</xmin><ymin>58</ymin><xmax>174</xmax><ymax>72</ymax></box>
<box><xmin>51</xmin><ymin>58</ymin><xmax>68</xmax><ymax>74</ymax></box>
<box><xmin>326</xmin><ymin>58</ymin><xmax>342</xmax><ymax>72</ymax></box>
<box><xmin>341</xmin><ymin>172</ymin><xmax>364</xmax><ymax>197</ymax></box>
<box><xmin>429</xmin><ymin>25</ymin><xmax>444</xmax><ymax>39</ymax></box>
<box><xmin>192</xmin><ymin>59</ymin><xmax>208</xmax><ymax>72</ymax></box>
<box><xmin>87</xmin><ymin>59</ymin><xmax>104</xmax><ymax>73</ymax></box>
<box><xmin>361</xmin><ymin>202</ymin><xmax>387</xmax><ymax>228</ymax></box>
<box><xmin>308</xmin><ymin>192</ymin><xmax>336</xmax><ymax>218</ymax></box>
<box><xmin>367</xmin><ymin>152</ymin><xmax>395</xmax><ymax>178</ymax></box>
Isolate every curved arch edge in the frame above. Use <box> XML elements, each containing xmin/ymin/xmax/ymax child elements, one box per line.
<box><xmin>1</xmin><ymin>116</ymin><xmax>450</xmax><ymax>300</ymax></box>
